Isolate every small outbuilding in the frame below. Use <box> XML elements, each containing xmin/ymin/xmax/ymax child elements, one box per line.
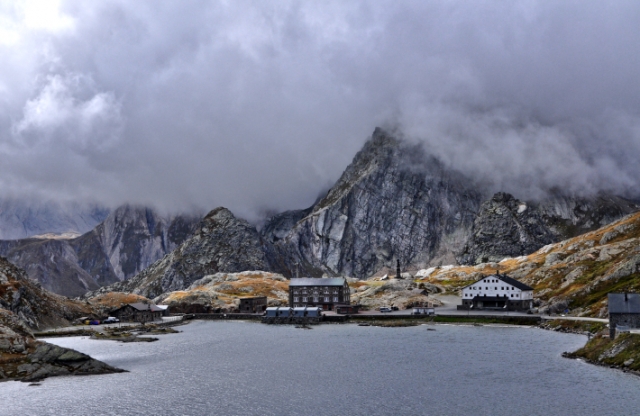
<box><xmin>293</xmin><ymin>306</ymin><xmax>322</xmax><ymax>318</ymax></box>
<box><xmin>239</xmin><ymin>296</ymin><xmax>268</xmax><ymax>313</ymax></box>
<box><xmin>111</xmin><ymin>303</ymin><xmax>164</xmax><ymax>323</ymax></box>
<box><xmin>335</xmin><ymin>305</ymin><xmax>360</xmax><ymax>314</ymax></box>
<box><xmin>608</xmin><ymin>293</ymin><xmax>640</xmax><ymax>339</ymax></box>
<box><xmin>265</xmin><ymin>307</ymin><xmax>293</xmax><ymax>318</ymax></box>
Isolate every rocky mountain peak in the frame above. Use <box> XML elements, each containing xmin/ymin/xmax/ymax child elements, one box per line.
<box><xmin>264</xmin><ymin>128</ymin><xmax>484</xmax><ymax>279</ymax></box>
<box><xmin>312</xmin><ymin>128</ymin><xmax>401</xmax><ymax>213</ymax></box>
<box><xmin>200</xmin><ymin>207</ymin><xmax>241</xmax><ymax>230</ymax></box>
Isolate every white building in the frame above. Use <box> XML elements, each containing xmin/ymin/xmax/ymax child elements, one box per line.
<box><xmin>459</xmin><ymin>273</ymin><xmax>534</xmax><ymax>311</ymax></box>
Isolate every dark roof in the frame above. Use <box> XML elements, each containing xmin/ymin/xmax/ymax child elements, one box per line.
<box><xmin>608</xmin><ymin>293</ymin><xmax>640</xmax><ymax>314</ymax></box>
<box><xmin>462</xmin><ymin>273</ymin><xmax>534</xmax><ymax>291</ymax></box>
<box><xmin>128</xmin><ymin>303</ymin><xmax>164</xmax><ymax>312</ymax></box>
<box><xmin>289</xmin><ymin>278</ymin><xmax>347</xmax><ymax>287</ymax></box>
<box><xmin>497</xmin><ymin>274</ymin><xmax>534</xmax><ymax>291</ymax></box>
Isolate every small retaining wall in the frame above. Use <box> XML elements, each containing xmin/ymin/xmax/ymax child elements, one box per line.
<box><xmin>188</xmin><ymin>313</ymin><xmax>262</xmax><ymax>321</ymax></box>
<box><xmin>261</xmin><ymin>317</ymin><xmax>321</xmax><ymax>325</ymax></box>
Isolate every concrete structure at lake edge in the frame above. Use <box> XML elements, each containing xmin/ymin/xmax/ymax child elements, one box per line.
<box><xmin>608</xmin><ymin>293</ymin><xmax>640</xmax><ymax>339</ymax></box>
<box><xmin>458</xmin><ymin>273</ymin><xmax>534</xmax><ymax>311</ymax></box>
<box><xmin>289</xmin><ymin>277</ymin><xmax>350</xmax><ymax>310</ymax></box>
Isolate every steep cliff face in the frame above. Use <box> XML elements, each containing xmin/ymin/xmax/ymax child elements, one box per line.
<box><xmin>89</xmin><ymin>207</ymin><xmax>274</xmax><ymax>299</ymax></box>
<box><xmin>458</xmin><ymin>192</ymin><xmax>639</xmax><ymax>265</ymax></box>
<box><xmin>265</xmin><ymin>128</ymin><xmax>484</xmax><ymax>279</ymax></box>
<box><xmin>260</xmin><ymin>207</ymin><xmax>312</xmax><ymax>244</ymax></box>
<box><xmin>0</xmin><ymin>206</ymin><xmax>200</xmax><ymax>297</ymax></box>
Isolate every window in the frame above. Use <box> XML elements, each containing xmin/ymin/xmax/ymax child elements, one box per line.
<box><xmin>302</xmin><ymin>297</ymin><xmax>307</xmax><ymax>302</ymax></box>
<box><xmin>313</xmin><ymin>297</ymin><xmax>318</xmax><ymax>302</ymax></box>
<box><xmin>334</xmin><ymin>297</ymin><xmax>339</xmax><ymax>302</ymax></box>
<box><xmin>294</xmin><ymin>297</ymin><xmax>299</xmax><ymax>302</ymax></box>
<box><xmin>324</xmin><ymin>297</ymin><xmax>329</xmax><ymax>302</ymax></box>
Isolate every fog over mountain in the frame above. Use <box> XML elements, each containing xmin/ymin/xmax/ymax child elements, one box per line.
<box><xmin>1</xmin><ymin>1</ymin><xmax>639</xmax><ymax>221</ymax></box>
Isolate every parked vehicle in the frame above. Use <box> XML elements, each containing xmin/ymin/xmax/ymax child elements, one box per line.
<box><xmin>103</xmin><ymin>317</ymin><xmax>120</xmax><ymax>323</ymax></box>
<box><xmin>89</xmin><ymin>320</ymin><xmax>101</xmax><ymax>325</ymax></box>
<box><xmin>379</xmin><ymin>307</ymin><xmax>392</xmax><ymax>313</ymax></box>
<box><xmin>391</xmin><ymin>306</ymin><xmax>399</xmax><ymax>311</ymax></box>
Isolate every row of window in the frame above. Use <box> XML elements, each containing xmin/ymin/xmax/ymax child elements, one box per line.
<box><xmin>469</xmin><ymin>286</ymin><xmax>516</xmax><ymax>291</ymax></box>
<box><xmin>293</xmin><ymin>297</ymin><xmax>340</xmax><ymax>302</ymax></box>
<box><xmin>292</xmin><ymin>290</ymin><xmax>340</xmax><ymax>294</ymax></box>
<box><xmin>464</xmin><ymin>293</ymin><xmax>520</xmax><ymax>298</ymax></box>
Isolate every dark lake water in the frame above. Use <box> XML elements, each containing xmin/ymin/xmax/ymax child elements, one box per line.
<box><xmin>2</xmin><ymin>321</ymin><xmax>640</xmax><ymax>416</ymax></box>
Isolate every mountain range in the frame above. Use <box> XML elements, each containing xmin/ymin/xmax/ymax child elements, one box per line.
<box><xmin>0</xmin><ymin>128</ymin><xmax>637</xmax><ymax>299</ymax></box>
<box><xmin>85</xmin><ymin>128</ymin><xmax>638</xmax><ymax>299</ymax></box>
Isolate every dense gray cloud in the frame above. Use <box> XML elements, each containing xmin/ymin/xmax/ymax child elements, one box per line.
<box><xmin>1</xmin><ymin>1</ymin><xmax>639</xmax><ymax>221</ymax></box>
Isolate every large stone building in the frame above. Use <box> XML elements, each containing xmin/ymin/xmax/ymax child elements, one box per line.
<box><xmin>458</xmin><ymin>273</ymin><xmax>534</xmax><ymax>311</ymax></box>
<box><xmin>608</xmin><ymin>293</ymin><xmax>640</xmax><ymax>339</ymax></box>
<box><xmin>289</xmin><ymin>278</ymin><xmax>350</xmax><ymax>311</ymax></box>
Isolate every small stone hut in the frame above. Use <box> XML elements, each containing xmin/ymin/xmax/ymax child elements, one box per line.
<box><xmin>238</xmin><ymin>296</ymin><xmax>268</xmax><ymax>313</ymax></box>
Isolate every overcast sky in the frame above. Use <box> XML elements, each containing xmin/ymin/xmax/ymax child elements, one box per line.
<box><xmin>1</xmin><ymin>1</ymin><xmax>639</xmax><ymax>220</ymax></box>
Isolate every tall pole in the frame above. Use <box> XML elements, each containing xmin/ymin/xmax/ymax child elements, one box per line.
<box><xmin>396</xmin><ymin>259</ymin><xmax>401</xmax><ymax>279</ymax></box>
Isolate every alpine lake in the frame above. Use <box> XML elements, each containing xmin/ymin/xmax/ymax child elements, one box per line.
<box><xmin>3</xmin><ymin>321</ymin><xmax>640</xmax><ymax>416</ymax></box>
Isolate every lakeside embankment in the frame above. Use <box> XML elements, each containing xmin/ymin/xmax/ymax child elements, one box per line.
<box><xmin>540</xmin><ymin>318</ymin><xmax>640</xmax><ymax>377</ymax></box>
<box><xmin>563</xmin><ymin>332</ymin><xmax>640</xmax><ymax>376</ymax></box>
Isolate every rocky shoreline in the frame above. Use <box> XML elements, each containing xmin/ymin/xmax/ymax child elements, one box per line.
<box><xmin>561</xmin><ymin>332</ymin><xmax>640</xmax><ymax>377</ymax></box>
<box><xmin>0</xmin><ymin>309</ymin><xmax>125</xmax><ymax>382</ymax></box>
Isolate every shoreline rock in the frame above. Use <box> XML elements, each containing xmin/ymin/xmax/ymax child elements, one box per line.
<box><xmin>1</xmin><ymin>308</ymin><xmax>125</xmax><ymax>382</ymax></box>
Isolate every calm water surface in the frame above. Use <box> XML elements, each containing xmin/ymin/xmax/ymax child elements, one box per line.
<box><xmin>2</xmin><ymin>321</ymin><xmax>639</xmax><ymax>416</ymax></box>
